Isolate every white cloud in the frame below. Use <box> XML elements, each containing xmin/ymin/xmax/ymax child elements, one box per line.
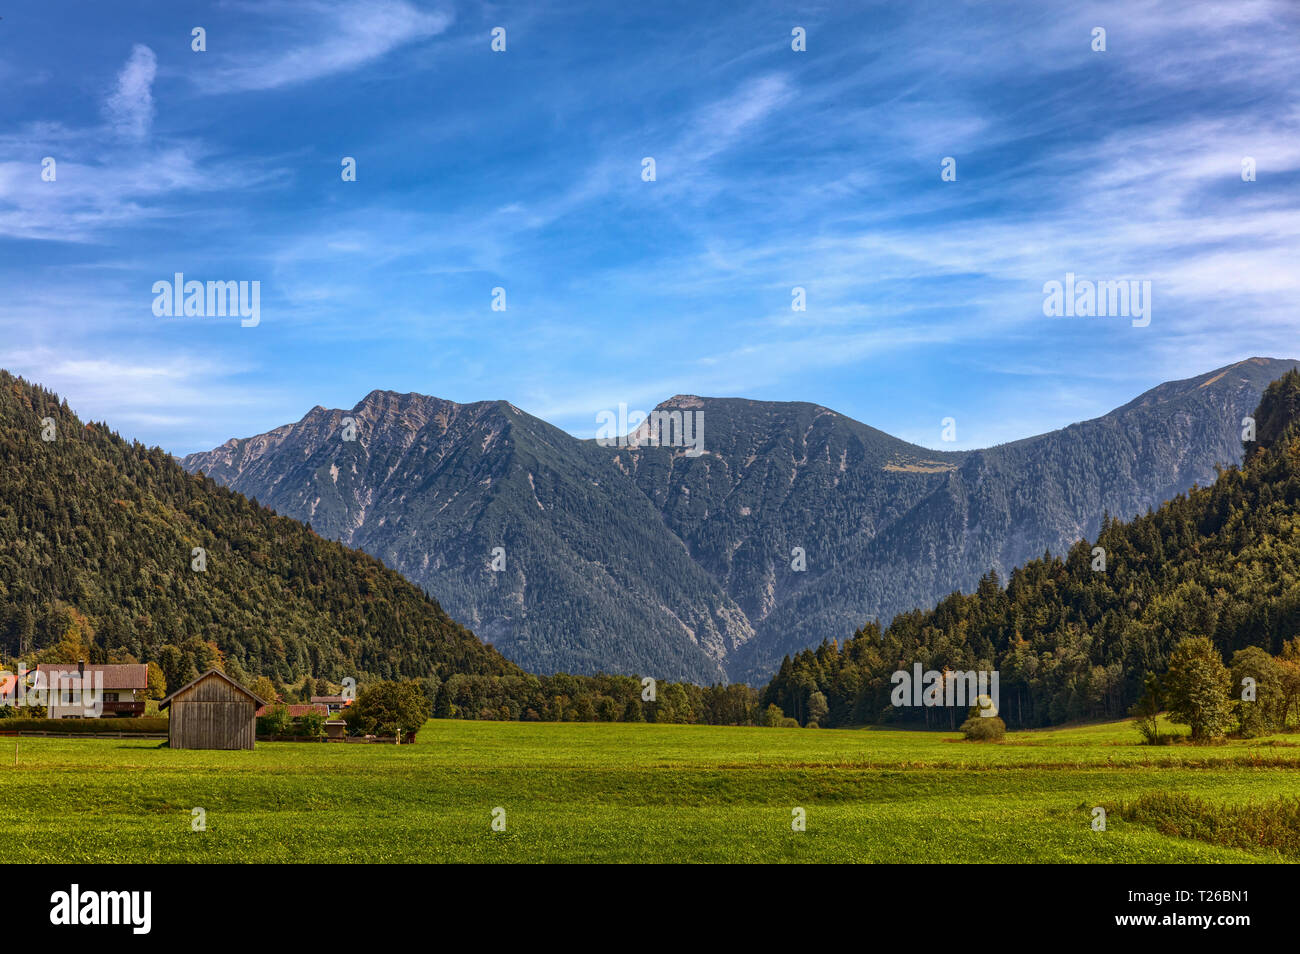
<box><xmin>103</xmin><ymin>45</ymin><xmax>157</xmax><ymax>141</ymax></box>
<box><xmin>198</xmin><ymin>0</ymin><xmax>453</xmax><ymax>93</ymax></box>
<box><xmin>0</xmin><ymin>344</ymin><xmax>277</xmax><ymax>452</ymax></box>
<box><xmin>0</xmin><ymin>142</ymin><xmax>287</xmax><ymax>242</ymax></box>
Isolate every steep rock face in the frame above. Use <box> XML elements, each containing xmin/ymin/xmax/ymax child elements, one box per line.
<box><xmin>726</xmin><ymin>358</ymin><xmax>1295</xmax><ymax>680</ymax></box>
<box><xmin>604</xmin><ymin>396</ymin><xmax>964</xmax><ymax>630</ymax></box>
<box><xmin>185</xmin><ymin>357</ymin><xmax>1298</xmax><ymax>683</ymax></box>
<box><xmin>189</xmin><ymin>392</ymin><xmax>750</xmax><ymax>682</ymax></box>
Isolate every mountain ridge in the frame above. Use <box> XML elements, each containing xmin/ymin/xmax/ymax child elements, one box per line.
<box><xmin>183</xmin><ymin>357</ymin><xmax>1300</xmax><ymax>683</ymax></box>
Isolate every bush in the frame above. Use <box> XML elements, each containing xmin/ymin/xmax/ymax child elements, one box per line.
<box><xmin>293</xmin><ymin>712</ymin><xmax>326</xmax><ymax>738</ymax></box>
<box><xmin>256</xmin><ymin>704</ymin><xmax>294</xmax><ymax>737</ymax></box>
<box><xmin>343</xmin><ymin>680</ymin><xmax>430</xmax><ymax>738</ymax></box>
<box><xmin>1116</xmin><ymin>792</ymin><xmax>1300</xmax><ymax>859</ymax></box>
<box><xmin>960</xmin><ymin>712</ymin><xmax>1006</xmax><ymax>741</ymax></box>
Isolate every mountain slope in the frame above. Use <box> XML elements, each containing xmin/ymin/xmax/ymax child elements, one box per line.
<box><xmin>0</xmin><ymin>371</ymin><xmax>518</xmax><ymax>686</ymax></box>
<box><xmin>186</xmin><ymin>392</ymin><xmax>750</xmax><ymax>681</ymax></box>
<box><xmin>728</xmin><ymin>357</ymin><xmax>1297</xmax><ymax>679</ymax></box>
<box><xmin>762</xmin><ymin>367</ymin><xmax>1300</xmax><ymax>728</ymax></box>
<box><xmin>184</xmin><ymin>357</ymin><xmax>1298</xmax><ymax>683</ymax></box>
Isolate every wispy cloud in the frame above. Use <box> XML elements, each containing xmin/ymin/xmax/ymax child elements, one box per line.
<box><xmin>196</xmin><ymin>0</ymin><xmax>453</xmax><ymax>93</ymax></box>
<box><xmin>0</xmin><ymin>139</ymin><xmax>287</xmax><ymax>242</ymax></box>
<box><xmin>103</xmin><ymin>44</ymin><xmax>157</xmax><ymax>141</ymax></box>
<box><xmin>5</xmin><ymin>0</ymin><xmax>1299</xmax><ymax>453</ymax></box>
<box><xmin>0</xmin><ymin>345</ymin><xmax>274</xmax><ymax>448</ymax></box>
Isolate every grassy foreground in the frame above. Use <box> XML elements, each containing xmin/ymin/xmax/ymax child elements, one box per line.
<box><xmin>3</xmin><ymin>717</ymin><xmax>1297</xmax><ymax>863</ymax></box>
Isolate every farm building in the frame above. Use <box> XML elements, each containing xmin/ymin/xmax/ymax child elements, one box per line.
<box><xmin>159</xmin><ymin>669</ymin><xmax>266</xmax><ymax>750</ymax></box>
<box><xmin>35</xmin><ymin>662</ymin><xmax>148</xmax><ymax>718</ymax></box>
<box><xmin>310</xmin><ymin>694</ymin><xmax>351</xmax><ymax>713</ymax></box>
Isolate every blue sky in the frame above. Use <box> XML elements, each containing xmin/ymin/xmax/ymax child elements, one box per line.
<box><xmin>2</xmin><ymin>0</ymin><xmax>1298</xmax><ymax>455</ymax></box>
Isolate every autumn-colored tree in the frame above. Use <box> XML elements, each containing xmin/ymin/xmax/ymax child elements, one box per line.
<box><xmin>145</xmin><ymin>661</ymin><xmax>167</xmax><ymax>700</ymax></box>
<box><xmin>250</xmin><ymin>675</ymin><xmax>278</xmax><ymax>704</ymax></box>
<box><xmin>36</xmin><ymin>606</ymin><xmax>94</xmax><ymax>664</ymax></box>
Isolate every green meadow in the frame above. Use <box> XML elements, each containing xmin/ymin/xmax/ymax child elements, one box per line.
<box><xmin>3</xmin><ymin>717</ymin><xmax>1297</xmax><ymax>863</ymax></box>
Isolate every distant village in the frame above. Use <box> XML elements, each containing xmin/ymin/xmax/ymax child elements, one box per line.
<box><xmin>0</xmin><ymin>661</ymin><xmax>426</xmax><ymax>749</ymax></box>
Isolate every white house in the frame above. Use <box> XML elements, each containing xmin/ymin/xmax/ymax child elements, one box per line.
<box><xmin>34</xmin><ymin>662</ymin><xmax>149</xmax><ymax>718</ymax></box>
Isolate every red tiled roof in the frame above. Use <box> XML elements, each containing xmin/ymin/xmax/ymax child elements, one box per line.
<box><xmin>310</xmin><ymin>695</ymin><xmax>350</xmax><ymax>705</ymax></box>
<box><xmin>256</xmin><ymin>703</ymin><xmax>329</xmax><ymax>718</ymax></box>
<box><xmin>35</xmin><ymin>664</ymin><xmax>147</xmax><ymax>691</ymax></box>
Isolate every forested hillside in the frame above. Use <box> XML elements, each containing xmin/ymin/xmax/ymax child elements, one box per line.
<box><xmin>762</xmin><ymin>370</ymin><xmax>1300</xmax><ymax>729</ymax></box>
<box><xmin>0</xmin><ymin>371</ymin><xmax>520</xmax><ymax>689</ymax></box>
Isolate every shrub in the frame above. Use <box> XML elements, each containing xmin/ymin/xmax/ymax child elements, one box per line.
<box><xmin>343</xmin><ymin>680</ymin><xmax>430</xmax><ymax>737</ymax></box>
<box><xmin>256</xmin><ymin>704</ymin><xmax>294</xmax><ymax>737</ymax></box>
<box><xmin>293</xmin><ymin>712</ymin><xmax>326</xmax><ymax>738</ymax></box>
<box><xmin>1116</xmin><ymin>792</ymin><xmax>1300</xmax><ymax>859</ymax></box>
<box><xmin>960</xmin><ymin>711</ymin><xmax>1006</xmax><ymax>741</ymax></box>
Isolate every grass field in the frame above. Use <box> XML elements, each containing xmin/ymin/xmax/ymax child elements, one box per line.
<box><xmin>3</xmin><ymin>717</ymin><xmax>1297</xmax><ymax>862</ymax></box>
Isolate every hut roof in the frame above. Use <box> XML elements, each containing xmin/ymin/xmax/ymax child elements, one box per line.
<box><xmin>159</xmin><ymin>668</ymin><xmax>266</xmax><ymax>710</ymax></box>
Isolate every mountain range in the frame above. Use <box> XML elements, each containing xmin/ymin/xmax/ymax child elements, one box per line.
<box><xmin>182</xmin><ymin>357</ymin><xmax>1299</xmax><ymax>684</ymax></box>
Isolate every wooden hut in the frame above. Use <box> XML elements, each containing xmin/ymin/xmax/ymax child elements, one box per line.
<box><xmin>159</xmin><ymin>669</ymin><xmax>265</xmax><ymax>750</ymax></box>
